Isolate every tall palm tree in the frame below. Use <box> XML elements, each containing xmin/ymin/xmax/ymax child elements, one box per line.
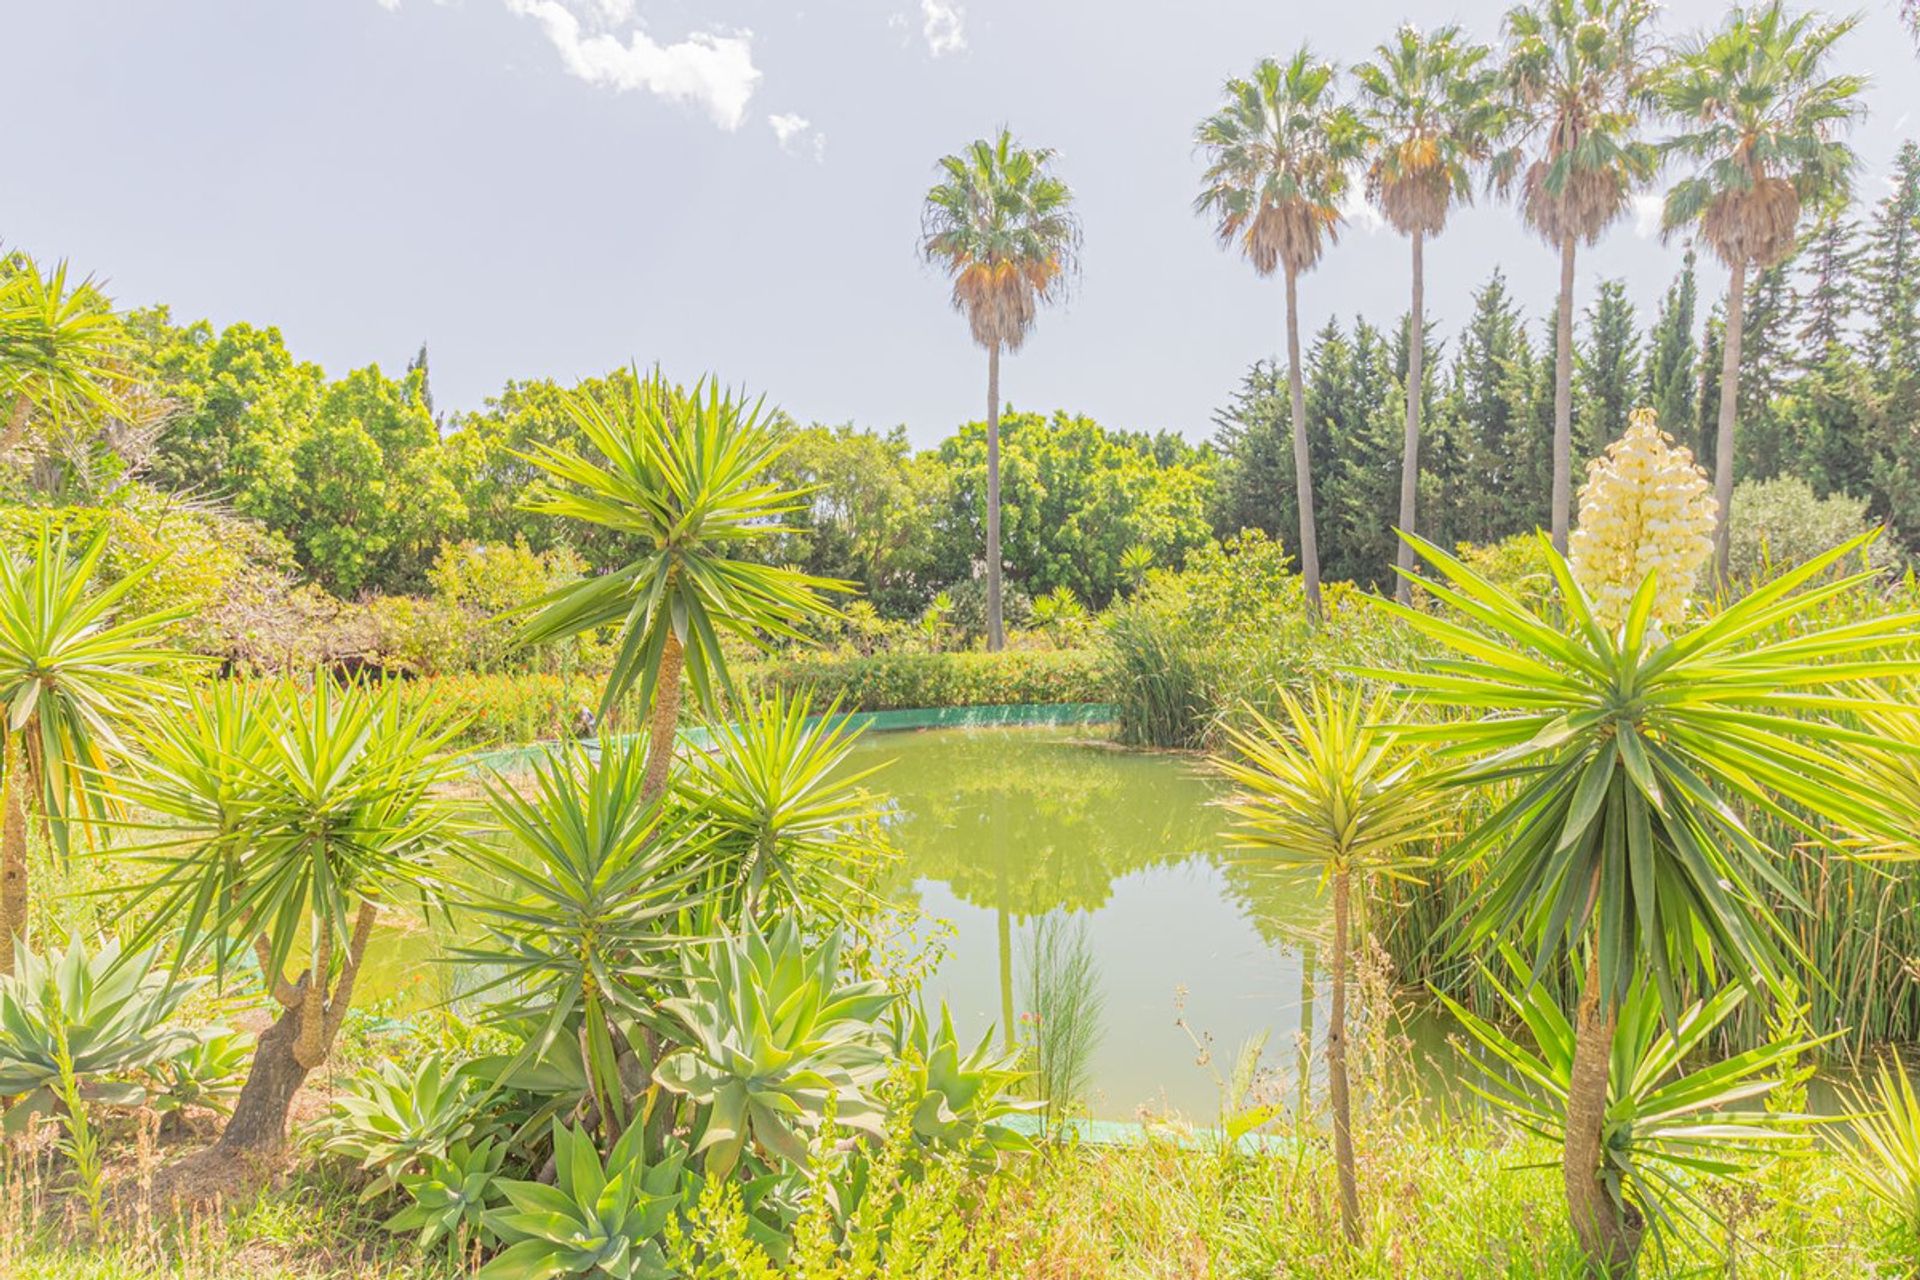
<box><xmin>1492</xmin><ymin>0</ymin><xmax>1659</xmax><ymax>554</ymax></box>
<box><xmin>1657</xmin><ymin>2</ymin><xmax>1864</xmax><ymax>584</ymax></box>
<box><xmin>1195</xmin><ymin>51</ymin><xmax>1363</xmax><ymax>615</ymax></box>
<box><xmin>1214</xmin><ymin>687</ymin><xmax>1448</xmax><ymax>1247</ymax></box>
<box><xmin>0</xmin><ymin>257</ymin><xmax>126</xmax><ymax>456</ymax></box>
<box><xmin>920</xmin><ymin>130</ymin><xmax>1081</xmax><ymax>651</ymax></box>
<box><xmin>1354</xmin><ymin>26</ymin><xmax>1504</xmax><ymax>603</ymax></box>
<box><xmin>0</xmin><ymin>525</ymin><xmax>182</xmax><ymax>971</ymax></box>
<box><xmin>518</xmin><ymin>372</ymin><xmax>848</xmax><ymax>802</ymax></box>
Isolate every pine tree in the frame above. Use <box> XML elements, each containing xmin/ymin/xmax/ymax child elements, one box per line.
<box><xmin>1864</xmin><ymin>141</ymin><xmax>1920</xmax><ymax>377</ymax></box>
<box><xmin>1735</xmin><ymin>261</ymin><xmax>1799</xmax><ymax>481</ymax></box>
<box><xmin>1795</xmin><ymin>214</ymin><xmax>1861</xmax><ymax>362</ymax></box>
<box><xmin>1575</xmin><ymin>279</ymin><xmax>1641</xmax><ymax>454</ymax></box>
<box><xmin>1645</xmin><ymin>250</ymin><xmax>1699</xmax><ymax>436</ymax></box>
<box><xmin>1696</xmin><ymin>304</ymin><xmax>1725</xmax><ymax>472</ymax></box>
<box><xmin>1453</xmin><ymin>269</ymin><xmax>1537</xmax><ymax>544</ymax></box>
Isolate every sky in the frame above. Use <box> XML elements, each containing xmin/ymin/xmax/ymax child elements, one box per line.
<box><xmin>3</xmin><ymin>0</ymin><xmax>1915</xmax><ymax>447</ymax></box>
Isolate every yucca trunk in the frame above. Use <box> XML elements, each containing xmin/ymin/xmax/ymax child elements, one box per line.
<box><xmin>1394</xmin><ymin>230</ymin><xmax>1426</xmax><ymax>604</ymax></box>
<box><xmin>1564</xmin><ymin>955</ymin><xmax>1640</xmax><ymax>1275</ymax></box>
<box><xmin>0</xmin><ymin>732</ymin><xmax>33</xmax><ymax>972</ymax></box>
<box><xmin>220</xmin><ymin>905</ymin><xmax>378</xmax><ymax>1155</ymax></box>
<box><xmin>1284</xmin><ymin>267</ymin><xmax>1323</xmax><ymax>616</ymax></box>
<box><xmin>1712</xmin><ymin>259</ymin><xmax>1748</xmax><ymax>587</ymax></box>
<box><xmin>641</xmin><ymin>632</ymin><xmax>686</xmax><ymax>805</ymax></box>
<box><xmin>1551</xmin><ymin>234</ymin><xmax>1577</xmax><ymax>555</ymax></box>
<box><xmin>986</xmin><ymin>343</ymin><xmax>1005</xmax><ymax>652</ymax></box>
<box><xmin>1327</xmin><ymin>867</ymin><xmax>1361</xmax><ymax>1245</ymax></box>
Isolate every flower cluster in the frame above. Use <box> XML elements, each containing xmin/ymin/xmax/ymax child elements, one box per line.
<box><xmin>1569</xmin><ymin>408</ymin><xmax>1716</xmax><ymax>630</ymax></box>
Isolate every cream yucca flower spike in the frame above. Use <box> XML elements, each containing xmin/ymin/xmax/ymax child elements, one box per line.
<box><xmin>1569</xmin><ymin>408</ymin><xmax>1716</xmax><ymax>630</ymax></box>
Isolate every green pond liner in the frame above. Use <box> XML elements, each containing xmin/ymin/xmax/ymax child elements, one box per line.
<box><xmin>459</xmin><ymin>701</ymin><xmax>1117</xmax><ymax>776</ymax></box>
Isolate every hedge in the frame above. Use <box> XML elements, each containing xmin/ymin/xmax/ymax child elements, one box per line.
<box><xmin>741</xmin><ymin>648</ymin><xmax>1106</xmax><ymax>713</ymax></box>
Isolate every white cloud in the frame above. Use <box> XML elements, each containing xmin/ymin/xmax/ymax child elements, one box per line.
<box><xmin>768</xmin><ymin>112</ymin><xmax>825</xmax><ymax>161</ymax></box>
<box><xmin>1339</xmin><ymin>189</ymin><xmax>1385</xmax><ymax>235</ymax></box>
<box><xmin>920</xmin><ymin>0</ymin><xmax>966</xmax><ymax>56</ymax></box>
<box><xmin>504</xmin><ymin>1</ymin><xmax>761</xmax><ymax>131</ymax></box>
<box><xmin>375</xmin><ymin>0</ymin><xmax>401</xmax><ymax>10</ymax></box>
<box><xmin>1631</xmin><ymin>191</ymin><xmax>1665</xmax><ymax>238</ymax></box>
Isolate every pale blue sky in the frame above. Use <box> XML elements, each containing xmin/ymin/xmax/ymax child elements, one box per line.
<box><xmin>4</xmin><ymin>0</ymin><xmax>1915</xmax><ymax>445</ymax></box>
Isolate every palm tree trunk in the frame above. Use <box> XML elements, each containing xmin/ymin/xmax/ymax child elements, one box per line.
<box><xmin>1564</xmin><ymin>952</ymin><xmax>1639</xmax><ymax>1276</ymax></box>
<box><xmin>1551</xmin><ymin>234</ymin><xmax>1577</xmax><ymax>555</ymax></box>
<box><xmin>1394</xmin><ymin>231</ymin><xmax>1425</xmax><ymax>604</ymax></box>
<box><xmin>1284</xmin><ymin>267</ymin><xmax>1323</xmax><ymax>616</ymax></box>
<box><xmin>0</xmin><ymin>733</ymin><xmax>32</xmax><ymax>972</ymax></box>
<box><xmin>1328</xmin><ymin>867</ymin><xmax>1361</xmax><ymax>1245</ymax></box>
<box><xmin>986</xmin><ymin>343</ymin><xmax>1005</xmax><ymax>652</ymax></box>
<box><xmin>1712</xmin><ymin>259</ymin><xmax>1748</xmax><ymax>588</ymax></box>
<box><xmin>640</xmin><ymin>631</ymin><xmax>685</xmax><ymax>805</ymax></box>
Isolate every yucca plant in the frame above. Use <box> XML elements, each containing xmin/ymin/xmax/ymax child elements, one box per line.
<box><xmin>0</xmin><ymin>936</ymin><xmax>208</xmax><ymax>1132</ymax></box>
<box><xmin>1212</xmin><ymin>685</ymin><xmax>1451</xmax><ymax>1245</ymax></box>
<box><xmin>458</xmin><ymin>740</ymin><xmax>701</xmax><ymax>1142</ymax></box>
<box><xmin>123</xmin><ymin>679</ymin><xmax>467</xmax><ymax>1153</ymax></box>
<box><xmin>656</xmin><ymin>919</ymin><xmax>894</xmax><ymax>1178</ymax></box>
<box><xmin>478</xmin><ymin>1120</ymin><xmax>684</xmax><ymax>1280</ymax></box>
<box><xmin>1441</xmin><ymin>945</ymin><xmax>1825</xmax><ymax>1256</ymax></box>
<box><xmin>1372</xmin><ymin>531</ymin><xmax>1920</xmax><ymax>1274</ymax></box>
<box><xmin>0</xmin><ymin>523</ymin><xmax>184</xmax><ymax>966</ymax></box>
<box><xmin>517</xmin><ymin>372</ymin><xmax>848</xmax><ymax>801</ymax></box>
<box><xmin>0</xmin><ymin>256</ymin><xmax>127</xmax><ymax>453</ymax></box>
<box><xmin>319</xmin><ymin>1054</ymin><xmax>498</xmax><ymax>1200</ymax></box>
<box><xmin>671</xmin><ymin>691</ymin><xmax>889</xmax><ymax>924</ymax></box>
<box><xmin>1833</xmin><ymin>1059</ymin><xmax>1920</xmax><ymax>1245</ymax></box>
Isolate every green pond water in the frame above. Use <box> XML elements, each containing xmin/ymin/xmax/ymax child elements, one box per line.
<box><xmin>360</xmin><ymin>723</ymin><xmax>1465</xmax><ymax>1122</ymax></box>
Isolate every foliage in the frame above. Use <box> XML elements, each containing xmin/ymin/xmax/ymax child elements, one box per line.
<box><xmin>0</xmin><ymin>937</ymin><xmax>208</xmax><ymax>1130</ymax></box>
<box><xmin>477</xmin><ymin>1121</ymin><xmax>684</xmax><ymax>1280</ymax></box>
<box><xmin>1834</xmin><ymin>1058</ymin><xmax>1920</xmax><ymax>1242</ymax></box>
<box><xmin>745</xmin><ymin>649</ymin><xmax>1104</xmax><ymax>713</ymax></box>
<box><xmin>888</xmin><ymin>1003</ymin><xmax>1033</xmax><ymax>1165</ymax></box>
<box><xmin>320</xmin><ymin>1054</ymin><xmax>497</xmax><ymax>1200</ymax></box>
<box><xmin>1442</xmin><ymin>947</ymin><xmax>1823</xmax><ymax>1250</ymax></box>
<box><xmin>1725</xmin><ymin>475</ymin><xmax>1894</xmax><ymax>585</ymax></box>
<box><xmin>386</xmin><ymin>1136</ymin><xmax>508</xmax><ymax>1258</ymax></box>
<box><xmin>656</xmin><ymin>919</ymin><xmax>894</xmax><ymax>1178</ymax></box>
<box><xmin>1016</xmin><ymin>914</ymin><xmax>1102</xmax><ymax>1134</ymax></box>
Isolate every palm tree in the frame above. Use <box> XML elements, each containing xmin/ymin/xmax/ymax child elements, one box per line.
<box><xmin>1657</xmin><ymin>2</ymin><xmax>1864</xmax><ymax>585</ymax></box>
<box><xmin>1195</xmin><ymin>51</ymin><xmax>1363</xmax><ymax>615</ymax></box>
<box><xmin>0</xmin><ymin>525</ymin><xmax>182</xmax><ymax>971</ymax></box>
<box><xmin>1492</xmin><ymin>0</ymin><xmax>1660</xmax><ymax>554</ymax></box>
<box><xmin>1214</xmin><ymin>687</ymin><xmax>1447</xmax><ymax>1246</ymax></box>
<box><xmin>0</xmin><ymin>256</ymin><xmax>127</xmax><ymax>456</ymax></box>
<box><xmin>1381</xmin><ymin>532</ymin><xmax>1918</xmax><ymax>1275</ymax></box>
<box><xmin>1354</xmin><ymin>26</ymin><xmax>1504</xmax><ymax>604</ymax></box>
<box><xmin>920</xmin><ymin>130</ymin><xmax>1081</xmax><ymax>651</ymax></box>
<box><xmin>517</xmin><ymin>372</ymin><xmax>848</xmax><ymax>802</ymax></box>
<box><xmin>125</xmin><ymin>681</ymin><xmax>466</xmax><ymax>1153</ymax></box>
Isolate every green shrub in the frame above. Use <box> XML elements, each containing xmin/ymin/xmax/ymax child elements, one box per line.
<box><xmin>744</xmin><ymin>649</ymin><xmax>1104</xmax><ymax>712</ymax></box>
<box><xmin>1727</xmin><ymin>475</ymin><xmax>1897</xmax><ymax>586</ymax></box>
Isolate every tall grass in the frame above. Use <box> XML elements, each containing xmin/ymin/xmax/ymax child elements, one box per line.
<box><xmin>1021</xmin><ymin>913</ymin><xmax>1105</xmax><ymax>1131</ymax></box>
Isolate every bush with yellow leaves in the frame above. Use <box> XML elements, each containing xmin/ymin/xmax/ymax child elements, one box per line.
<box><xmin>1569</xmin><ymin>408</ymin><xmax>1716</xmax><ymax>630</ymax></box>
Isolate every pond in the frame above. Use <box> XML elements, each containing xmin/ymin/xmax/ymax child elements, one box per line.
<box><xmin>360</xmin><ymin>721</ymin><xmax>1463</xmax><ymax>1123</ymax></box>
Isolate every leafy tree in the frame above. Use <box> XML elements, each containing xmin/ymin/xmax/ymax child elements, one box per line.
<box><xmin>1382</xmin><ymin>534</ymin><xmax>1915</xmax><ymax>1275</ymax></box>
<box><xmin>1658</xmin><ymin>1</ymin><xmax>1865</xmax><ymax>582</ymax></box>
<box><xmin>1493</xmin><ymin>0</ymin><xmax>1660</xmax><ymax>554</ymax></box>
<box><xmin>124</xmin><ymin>681</ymin><xmax>465</xmax><ymax>1153</ymax></box>
<box><xmin>933</xmin><ymin>410</ymin><xmax>1214</xmax><ymax>607</ymax></box>
<box><xmin>0</xmin><ymin>526</ymin><xmax>182</xmax><ymax>969</ymax></box>
<box><xmin>517</xmin><ymin>374</ymin><xmax>847</xmax><ymax>802</ymax></box>
<box><xmin>1195</xmin><ymin>50</ymin><xmax>1364</xmax><ymax>615</ymax></box>
<box><xmin>920</xmin><ymin>130</ymin><xmax>1081</xmax><ymax>651</ymax></box>
<box><xmin>1644</xmin><ymin>250</ymin><xmax>1700</xmax><ymax>437</ymax></box>
<box><xmin>1215</xmin><ymin>687</ymin><xmax>1446</xmax><ymax>1246</ymax></box>
<box><xmin>1354</xmin><ymin>24</ymin><xmax>1502</xmax><ymax>601</ymax></box>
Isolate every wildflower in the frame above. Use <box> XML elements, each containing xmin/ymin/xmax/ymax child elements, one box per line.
<box><xmin>1569</xmin><ymin>408</ymin><xmax>1716</xmax><ymax>630</ymax></box>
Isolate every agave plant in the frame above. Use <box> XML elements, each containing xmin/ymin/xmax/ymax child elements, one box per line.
<box><xmin>890</xmin><ymin>1001</ymin><xmax>1033</xmax><ymax>1166</ymax></box>
<box><xmin>1440</xmin><ymin>945</ymin><xmax>1824</xmax><ymax>1253</ymax></box>
<box><xmin>0</xmin><ymin>936</ymin><xmax>208</xmax><ymax>1131</ymax></box>
<box><xmin>148</xmin><ymin>1029</ymin><xmax>252</xmax><ymax>1122</ymax></box>
<box><xmin>387</xmin><ymin>1136</ymin><xmax>509</xmax><ymax>1258</ymax></box>
<box><xmin>656</xmin><ymin>919</ymin><xmax>894</xmax><ymax>1177</ymax></box>
<box><xmin>1832</xmin><ymin>1060</ymin><xmax>1920</xmax><ymax>1242</ymax></box>
<box><xmin>319</xmin><ymin>1054</ymin><xmax>498</xmax><ymax>1200</ymax></box>
<box><xmin>671</xmin><ymin>692</ymin><xmax>890</xmax><ymax>924</ymax></box>
<box><xmin>478</xmin><ymin>1121</ymin><xmax>684</xmax><ymax>1280</ymax></box>
<box><xmin>458</xmin><ymin>739</ymin><xmax>700</xmax><ymax>1140</ymax></box>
